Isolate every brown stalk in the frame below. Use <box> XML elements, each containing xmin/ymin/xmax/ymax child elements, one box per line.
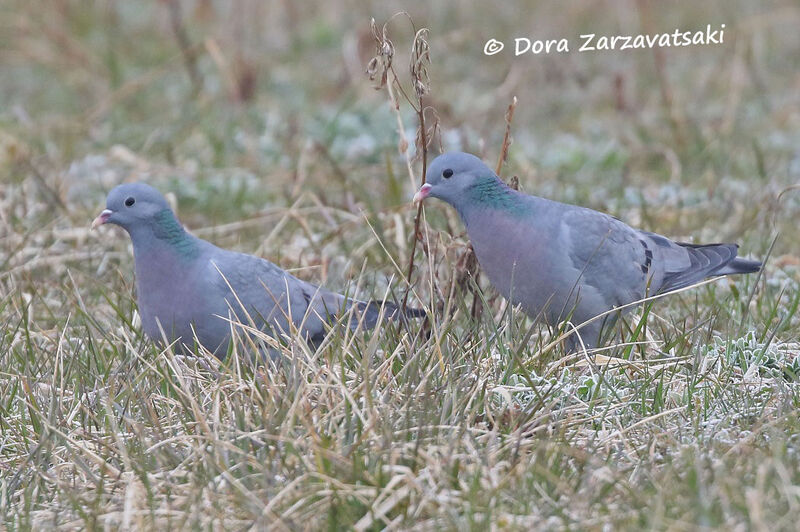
<box><xmin>496</xmin><ymin>96</ymin><xmax>518</xmax><ymax>175</ymax></box>
<box><xmin>403</xmin><ymin>126</ymin><xmax>426</xmax><ymax>310</ymax></box>
<box><xmin>636</xmin><ymin>0</ymin><xmax>685</xmax><ymax>149</ymax></box>
<box><xmin>163</xmin><ymin>0</ymin><xmax>202</xmax><ymax>95</ymax></box>
<box><xmin>366</xmin><ymin>14</ymin><xmax>435</xmax><ymax>313</ymax></box>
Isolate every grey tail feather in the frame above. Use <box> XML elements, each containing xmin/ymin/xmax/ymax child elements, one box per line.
<box><xmin>357</xmin><ymin>300</ymin><xmax>426</xmax><ymax>329</ymax></box>
<box><xmin>306</xmin><ymin>299</ymin><xmax>425</xmax><ymax>347</ymax></box>
<box><xmin>713</xmin><ymin>257</ymin><xmax>761</xmax><ymax>276</ymax></box>
<box><xmin>660</xmin><ymin>243</ymin><xmax>760</xmax><ymax>293</ymax></box>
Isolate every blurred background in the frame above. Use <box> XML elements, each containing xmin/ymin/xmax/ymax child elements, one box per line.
<box><xmin>2</xmin><ymin>0</ymin><xmax>799</xmax><ymax>294</ymax></box>
<box><xmin>3</xmin><ymin>2</ymin><xmax>800</xmax><ymax>528</ymax></box>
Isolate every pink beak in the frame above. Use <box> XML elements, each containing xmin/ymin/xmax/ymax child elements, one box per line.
<box><xmin>413</xmin><ymin>183</ymin><xmax>432</xmax><ymax>203</ymax></box>
<box><xmin>91</xmin><ymin>209</ymin><xmax>113</xmax><ymax>229</ymax></box>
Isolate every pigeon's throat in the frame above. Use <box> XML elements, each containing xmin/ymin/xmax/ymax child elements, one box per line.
<box><xmin>152</xmin><ymin>209</ymin><xmax>199</xmax><ymax>259</ymax></box>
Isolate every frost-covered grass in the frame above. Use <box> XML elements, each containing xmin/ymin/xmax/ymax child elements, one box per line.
<box><xmin>2</xmin><ymin>1</ymin><xmax>800</xmax><ymax>530</ymax></box>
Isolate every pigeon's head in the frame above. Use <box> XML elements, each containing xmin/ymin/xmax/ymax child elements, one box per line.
<box><xmin>413</xmin><ymin>152</ymin><xmax>498</xmax><ymax>207</ymax></box>
<box><xmin>92</xmin><ymin>183</ymin><xmax>173</xmax><ymax>232</ymax></box>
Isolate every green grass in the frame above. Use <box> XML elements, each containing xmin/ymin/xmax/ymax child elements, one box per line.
<box><xmin>2</xmin><ymin>1</ymin><xmax>800</xmax><ymax>529</ymax></box>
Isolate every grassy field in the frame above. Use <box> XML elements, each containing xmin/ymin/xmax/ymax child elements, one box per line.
<box><xmin>2</xmin><ymin>1</ymin><xmax>800</xmax><ymax>529</ymax></box>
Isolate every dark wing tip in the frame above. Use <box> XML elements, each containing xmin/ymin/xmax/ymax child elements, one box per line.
<box><xmin>353</xmin><ymin>300</ymin><xmax>427</xmax><ymax>329</ymax></box>
<box><xmin>660</xmin><ymin>242</ymin><xmax>761</xmax><ymax>292</ymax></box>
<box><xmin>401</xmin><ymin>305</ymin><xmax>427</xmax><ymax>318</ymax></box>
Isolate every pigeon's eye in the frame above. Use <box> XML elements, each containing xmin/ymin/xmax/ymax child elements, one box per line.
<box><xmin>124</xmin><ymin>197</ymin><xmax>135</xmax><ymax>207</ymax></box>
<box><xmin>442</xmin><ymin>168</ymin><xmax>454</xmax><ymax>179</ymax></box>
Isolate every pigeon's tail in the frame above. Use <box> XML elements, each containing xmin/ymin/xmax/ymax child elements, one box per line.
<box><xmin>660</xmin><ymin>243</ymin><xmax>761</xmax><ymax>293</ymax></box>
<box><xmin>306</xmin><ymin>299</ymin><xmax>426</xmax><ymax>347</ymax></box>
<box><xmin>357</xmin><ymin>300</ymin><xmax>426</xmax><ymax>329</ymax></box>
<box><xmin>712</xmin><ymin>256</ymin><xmax>762</xmax><ymax>276</ymax></box>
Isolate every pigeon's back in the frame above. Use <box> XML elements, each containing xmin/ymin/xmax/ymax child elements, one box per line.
<box><xmin>201</xmin><ymin>246</ymin><xmax>325</xmax><ymax>345</ymax></box>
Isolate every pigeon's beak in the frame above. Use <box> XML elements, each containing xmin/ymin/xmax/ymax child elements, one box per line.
<box><xmin>91</xmin><ymin>209</ymin><xmax>113</xmax><ymax>229</ymax></box>
<box><xmin>413</xmin><ymin>183</ymin><xmax>432</xmax><ymax>203</ymax></box>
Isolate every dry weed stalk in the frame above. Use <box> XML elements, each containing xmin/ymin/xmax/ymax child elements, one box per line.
<box><xmin>636</xmin><ymin>0</ymin><xmax>686</xmax><ymax>149</ymax></box>
<box><xmin>496</xmin><ymin>96</ymin><xmax>518</xmax><ymax>176</ymax></box>
<box><xmin>367</xmin><ymin>15</ymin><xmax>520</xmax><ymax>321</ymax></box>
<box><xmin>367</xmin><ymin>13</ymin><xmax>439</xmax><ymax>312</ymax></box>
<box><xmin>162</xmin><ymin>0</ymin><xmax>202</xmax><ymax>95</ymax></box>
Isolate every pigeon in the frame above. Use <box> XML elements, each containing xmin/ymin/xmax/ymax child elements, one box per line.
<box><xmin>414</xmin><ymin>152</ymin><xmax>761</xmax><ymax>349</ymax></box>
<box><xmin>92</xmin><ymin>183</ymin><xmax>424</xmax><ymax>358</ymax></box>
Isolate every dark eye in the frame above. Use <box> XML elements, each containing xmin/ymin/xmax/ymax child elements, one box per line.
<box><xmin>442</xmin><ymin>168</ymin><xmax>453</xmax><ymax>178</ymax></box>
<box><xmin>124</xmin><ymin>197</ymin><xmax>135</xmax><ymax>207</ymax></box>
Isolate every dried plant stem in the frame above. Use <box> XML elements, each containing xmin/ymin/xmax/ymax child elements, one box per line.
<box><xmin>378</xmin><ymin>71</ymin><xmax>425</xmax><ymax>311</ymax></box>
<box><xmin>636</xmin><ymin>0</ymin><xmax>684</xmax><ymax>149</ymax></box>
<box><xmin>385</xmin><ymin>77</ymin><xmax>418</xmax><ymax>191</ymax></box>
<box><xmin>402</xmin><ymin>101</ymin><xmax>427</xmax><ymax>311</ymax></box>
<box><xmin>164</xmin><ymin>0</ymin><xmax>201</xmax><ymax>95</ymax></box>
<box><xmin>496</xmin><ymin>96</ymin><xmax>518</xmax><ymax>175</ymax></box>
<box><xmin>366</xmin><ymin>15</ymin><xmax>432</xmax><ymax>312</ymax></box>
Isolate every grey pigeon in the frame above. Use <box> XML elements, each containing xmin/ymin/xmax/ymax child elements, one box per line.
<box><xmin>414</xmin><ymin>152</ymin><xmax>761</xmax><ymax>349</ymax></box>
<box><xmin>93</xmin><ymin>183</ymin><xmax>423</xmax><ymax>357</ymax></box>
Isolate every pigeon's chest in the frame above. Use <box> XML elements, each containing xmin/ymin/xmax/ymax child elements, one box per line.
<box><xmin>465</xmin><ymin>210</ymin><xmax>562</xmax><ymax>308</ymax></box>
<box><xmin>467</xmin><ymin>213</ymin><xmax>534</xmax><ymax>282</ymax></box>
<box><xmin>134</xmin><ymin>252</ymin><xmax>215</xmax><ymax>341</ymax></box>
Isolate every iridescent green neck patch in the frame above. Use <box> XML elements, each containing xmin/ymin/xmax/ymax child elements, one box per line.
<box><xmin>466</xmin><ymin>177</ymin><xmax>528</xmax><ymax>216</ymax></box>
<box><xmin>152</xmin><ymin>209</ymin><xmax>199</xmax><ymax>259</ymax></box>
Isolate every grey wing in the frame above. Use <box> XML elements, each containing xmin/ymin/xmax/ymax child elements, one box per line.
<box><xmin>560</xmin><ymin>203</ymin><xmax>759</xmax><ymax>319</ymax></box>
<box><xmin>291</xmin><ymin>280</ymin><xmax>351</xmax><ymax>344</ymax></box>
<box><xmin>207</xmin><ymin>250</ymin><xmax>305</xmax><ymax>340</ymax></box>
<box><xmin>563</xmin><ymin>206</ymin><xmax>651</xmax><ymax>309</ymax></box>
<box><xmin>209</xmin><ymin>249</ymin><xmax>359</xmax><ymax>344</ymax></box>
